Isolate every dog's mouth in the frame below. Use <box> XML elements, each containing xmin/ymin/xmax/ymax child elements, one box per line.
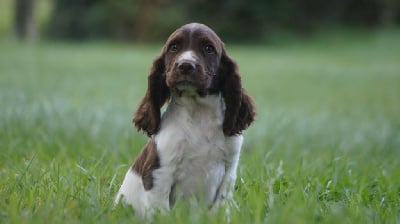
<box><xmin>166</xmin><ymin>70</ymin><xmax>211</xmax><ymax>97</ymax></box>
<box><xmin>172</xmin><ymin>80</ymin><xmax>208</xmax><ymax>97</ymax></box>
<box><xmin>168</xmin><ymin>75</ymin><xmax>201</xmax><ymax>88</ymax></box>
<box><xmin>174</xmin><ymin>81</ymin><xmax>198</xmax><ymax>94</ymax></box>
<box><xmin>175</xmin><ymin>80</ymin><xmax>195</xmax><ymax>86</ymax></box>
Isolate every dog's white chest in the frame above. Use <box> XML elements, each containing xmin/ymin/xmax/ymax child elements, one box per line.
<box><xmin>154</xmin><ymin>94</ymin><xmax>241</xmax><ymax>204</ymax></box>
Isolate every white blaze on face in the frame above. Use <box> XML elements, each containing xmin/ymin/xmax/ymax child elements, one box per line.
<box><xmin>178</xmin><ymin>50</ymin><xmax>197</xmax><ymax>63</ymax></box>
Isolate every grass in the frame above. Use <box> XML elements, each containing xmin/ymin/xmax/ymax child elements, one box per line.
<box><xmin>1</xmin><ymin>29</ymin><xmax>400</xmax><ymax>223</ymax></box>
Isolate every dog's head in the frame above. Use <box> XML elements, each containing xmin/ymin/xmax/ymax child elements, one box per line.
<box><xmin>163</xmin><ymin>23</ymin><xmax>223</xmax><ymax>95</ymax></box>
<box><xmin>134</xmin><ymin>23</ymin><xmax>255</xmax><ymax>136</ymax></box>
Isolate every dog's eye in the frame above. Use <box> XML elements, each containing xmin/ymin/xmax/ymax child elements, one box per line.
<box><xmin>169</xmin><ymin>43</ymin><xmax>179</xmax><ymax>52</ymax></box>
<box><xmin>204</xmin><ymin>44</ymin><xmax>215</xmax><ymax>54</ymax></box>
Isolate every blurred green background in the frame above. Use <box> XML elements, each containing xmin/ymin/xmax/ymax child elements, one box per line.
<box><xmin>2</xmin><ymin>0</ymin><xmax>400</xmax><ymax>42</ymax></box>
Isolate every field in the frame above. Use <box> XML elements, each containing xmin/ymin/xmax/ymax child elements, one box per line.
<box><xmin>1</xmin><ymin>30</ymin><xmax>400</xmax><ymax>223</ymax></box>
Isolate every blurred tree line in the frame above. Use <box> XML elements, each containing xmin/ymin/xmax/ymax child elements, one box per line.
<box><xmin>16</xmin><ymin>0</ymin><xmax>400</xmax><ymax>42</ymax></box>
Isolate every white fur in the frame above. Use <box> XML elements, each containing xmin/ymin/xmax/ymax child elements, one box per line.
<box><xmin>115</xmin><ymin>92</ymin><xmax>242</xmax><ymax>217</ymax></box>
<box><xmin>114</xmin><ymin>170</ymin><xmax>152</xmax><ymax>216</ymax></box>
<box><xmin>177</xmin><ymin>50</ymin><xmax>197</xmax><ymax>63</ymax></box>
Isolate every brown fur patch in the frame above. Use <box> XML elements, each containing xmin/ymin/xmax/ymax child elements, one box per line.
<box><xmin>133</xmin><ymin>54</ymin><xmax>170</xmax><ymax>137</ymax></box>
<box><xmin>131</xmin><ymin>138</ymin><xmax>160</xmax><ymax>190</ymax></box>
<box><xmin>219</xmin><ymin>50</ymin><xmax>256</xmax><ymax>135</ymax></box>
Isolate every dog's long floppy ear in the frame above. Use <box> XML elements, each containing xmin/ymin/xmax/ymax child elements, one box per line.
<box><xmin>133</xmin><ymin>53</ymin><xmax>170</xmax><ymax>136</ymax></box>
<box><xmin>219</xmin><ymin>50</ymin><xmax>256</xmax><ymax>136</ymax></box>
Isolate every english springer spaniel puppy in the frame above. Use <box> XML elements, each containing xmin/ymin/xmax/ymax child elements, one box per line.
<box><xmin>115</xmin><ymin>23</ymin><xmax>255</xmax><ymax>217</ymax></box>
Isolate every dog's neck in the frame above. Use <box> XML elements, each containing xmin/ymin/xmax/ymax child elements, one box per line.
<box><xmin>163</xmin><ymin>91</ymin><xmax>225</xmax><ymax>125</ymax></box>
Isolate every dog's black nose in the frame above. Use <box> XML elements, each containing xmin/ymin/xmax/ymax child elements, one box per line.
<box><xmin>177</xmin><ymin>61</ymin><xmax>196</xmax><ymax>75</ymax></box>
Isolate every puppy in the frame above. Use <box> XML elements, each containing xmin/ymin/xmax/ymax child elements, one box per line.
<box><xmin>115</xmin><ymin>23</ymin><xmax>255</xmax><ymax>217</ymax></box>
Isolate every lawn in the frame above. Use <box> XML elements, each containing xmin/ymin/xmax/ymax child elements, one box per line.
<box><xmin>1</xmin><ymin>30</ymin><xmax>400</xmax><ymax>223</ymax></box>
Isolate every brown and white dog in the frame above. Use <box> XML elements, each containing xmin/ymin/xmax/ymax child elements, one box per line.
<box><xmin>115</xmin><ymin>23</ymin><xmax>255</xmax><ymax>217</ymax></box>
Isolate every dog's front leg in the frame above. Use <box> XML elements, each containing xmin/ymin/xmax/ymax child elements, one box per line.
<box><xmin>210</xmin><ymin>154</ymin><xmax>240</xmax><ymax>214</ymax></box>
<box><xmin>146</xmin><ymin>166</ymin><xmax>176</xmax><ymax>213</ymax></box>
